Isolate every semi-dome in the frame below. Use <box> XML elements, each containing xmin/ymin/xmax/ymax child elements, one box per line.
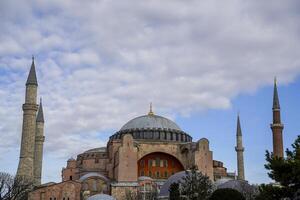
<box><xmin>109</xmin><ymin>111</ymin><xmax>192</xmax><ymax>143</ymax></box>
<box><xmin>121</xmin><ymin>114</ymin><xmax>182</xmax><ymax>131</ymax></box>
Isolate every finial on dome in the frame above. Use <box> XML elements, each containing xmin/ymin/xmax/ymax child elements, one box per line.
<box><xmin>148</xmin><ymin>102</ymin><xmax>154</xmax><ymax>115</ymax></box>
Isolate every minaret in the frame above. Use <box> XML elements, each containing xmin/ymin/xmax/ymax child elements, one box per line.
<box><xmin>235</xmin><ymin>114</ymin><xmax>245</xmax><ymax>180</ymax></box>
<box><xmin>17</xmin><ymin>57</ymin><xmax>39</xmax><ymax>181</ymax></box>
<box><xmin>34</xmin><ymin>98</ymin><xmax>45</xmax><ymax>185</ymax></box>
<box><xmin>270</xmin><ymin>78</ymin><xmax>284</xmax><ymax>158</ymax></box>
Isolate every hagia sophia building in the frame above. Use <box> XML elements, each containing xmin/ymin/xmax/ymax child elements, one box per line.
<box><xmin>16</xmin><ymin>59</ymin><xmax>284</xmax><ymax>200</ymax></box>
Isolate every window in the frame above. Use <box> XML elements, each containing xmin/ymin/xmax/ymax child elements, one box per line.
<box><xmin>148</xmin><ymin>160</ymin><xmax>152</xmax><ymax>168</ymax></box>
<box><xmin>160</xmin><ymin>159</ymin><xmax>164</xmax><ymax>167</ymax></box>
<box><xmin>63</xmin><ymin>198</ymin><xmax>65</xmax><ymax>200</ymax></box>
<box><xmin>70</xmin><ymin>176</ymin><xmax>72</xmax><ymax>180</ymax></box>
<box><xmin>155</xmin><ymin>157</ymin><xmax>160</xmax><ymax>167</ymax></box>
<box><xmin>149</xmin><ymin>171</ymin><xmax>152</xmax><ymax>177</ymax></box>
<box><xmin>140</xmin><ymin>160</ymin><xmax>145</xmax><ymax>167</ymax></box>
<box><xmin>40</xmin><ymin>192</ymin><xmax>45</xmax><ymax>200</ymax></box>
<box><xmin>156</xmin><ymin>171</ymin><xmax>160</xmax><ymax>178</ymax></box>
<box><xmin>50</xmin><ymin>198</ymin><xmax>52</xmax><ymax>200</ymax></box>
<box><xmin>93</xmin><ymin>180</ymin><xmax>97</xmax><ymax>191</ymax></box>
<box><xmin>171</xmin><ymin>160</ymin><xmax>175</xmax><ymax>168</ymax></box>
<box><xmin>95</xmin><ymin>158</ymin><xmax>99</xmax><ymax>163</ymax></box>
<box><xmin>164</xmin><ymin>171</ymin><xmax>168</xmax><ymax>177</ymax></box>
<box><xmin>163</xmin><ymin>160</ymin><xmax>168</xmax><ymax>167</ymax></box>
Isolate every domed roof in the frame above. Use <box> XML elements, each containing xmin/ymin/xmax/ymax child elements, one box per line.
<box><xmin>87</xmin><ymin>194</ymin><xmax>116</xmax><ymax>200</ymax></box>
<box><xmin>84</xmin><ymin>147</ymin><xmax>107</xmax><ymax>153</ymax></box>
<box><xmin>216</xmin><ymin>180</ymin><xmax>255</xmax><ymax>194</ymax></box>
<box><xmin>121</xmin><ymin>114</ymin><xmax>181</xmax><ymax>131</ymax></box>
<box><xmin>109</xmin><ymin>107</ymin><xmax>192</xmax><ymax>142</ymax></box>
<box><xmin>159</xmin><ymin>171</ymin><xmax>187</xmax><ymax>197</ymax></box>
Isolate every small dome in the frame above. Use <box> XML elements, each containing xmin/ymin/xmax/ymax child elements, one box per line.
<box><xmin>121</xmin><ymin>114</ymin><xmax>181</xmax><ymax>131</ymax></box>
<box><xmin>217</xmin><ymin>180</ymin><xmax>255</xmax><ymax>194</ymax></box>
<box><xmin>84</xmin><ymin>147</ymin><xmax>107</xmax><ymax>153</ymax></box>
<box><xmin>87</xmin><ymin>194</ymin><xmax>116</xmax><ymax>200</ymax></box>
<box><xmin>138</xmin><ymin>176</ymin><xmax>153</xmax><ymax>181</ymax></box>
<box><xmin>159</xmin><ymin>171</ymin><xmax>187</xmax><ymax>197</ymax></box>
<box><xmin>67</xmin><ymin>157</ymin><xmax>75</xmax><ymax>162</ymax></box>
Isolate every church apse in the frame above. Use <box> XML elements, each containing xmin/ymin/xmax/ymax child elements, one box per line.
<box><xmin>138</xmin><ymin>152</ymin><xmax>184</xmax><ymax>179</ymax></box>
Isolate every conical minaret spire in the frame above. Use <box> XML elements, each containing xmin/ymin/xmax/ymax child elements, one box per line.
<box><xmin>26</xmin><ymin>56</ymin><xmax>38</xmax><ymax>86</ymax></box>
<box><xmin>34</xmin><ymin>98</ymin><xmax>45</xmax><ymax>185</ymax></box>
<box><xmin>36</xmin><ymin>98</ymin><xmax>44</xmax><ymax>123</ymax></box>
<box><xmin>270</xmin><ymin>77</ymin><xmax>284</xmax><ymax>158</ymax></box>
<box><xmin>17</xmin><ymin>57</ymin><xmax>39</xmax><ymax>180</ymax></box>
<box><xmin>235</xmin><ymin>114</ymin><xmax>245</xmax><ymax>180</ymax></box>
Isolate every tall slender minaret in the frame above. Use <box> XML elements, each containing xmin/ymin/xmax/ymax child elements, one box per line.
<box><xmin>17</xmin><ymin>57</ymin><xmax>39</xmax><ymax>180</ymax></box>
<box><xmin>235</xmin><ymin>114</ymin><xmax>245</xmax><ymax>180</ymax></box>
<box><xmin>270</xmin><ymin>78</ymin><xmax>284</xmax><ymax>158</ymax></box>
<box><xmin>34</xmin><ymin>98</ymin><xmax>45</xmax><ymax>185</ymax></box>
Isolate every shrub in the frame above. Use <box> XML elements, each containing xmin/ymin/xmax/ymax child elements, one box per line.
<box><xmin>210</xmin><ymin>188</ymin><xmax>245</xmax><ymax>200</ymax></box>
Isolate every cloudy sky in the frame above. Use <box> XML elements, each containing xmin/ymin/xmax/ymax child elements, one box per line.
<box><xmin>0</xmin><ymin>0</ymin><xmax>300</xmax><ymax>184</ymax></box>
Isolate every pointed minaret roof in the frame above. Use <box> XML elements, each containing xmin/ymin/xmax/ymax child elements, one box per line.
<box><xmin>26</xmin><ymin>56</ymin><xmax>38</xmax><ymax>86</ymax></box>
<box><xmin>36</xmin><ymin>98</ymin><xmax>44</xmax><ymax>123</ymax></box>
<box><xmin>273</xmin><ymin>77</ymin><xmax>280</xmax><ymax>110</ymax></box>
<box><xmin>237</xmin><ymin>114</ymin><xmax>242</xmax><ymax>136</ymax></box>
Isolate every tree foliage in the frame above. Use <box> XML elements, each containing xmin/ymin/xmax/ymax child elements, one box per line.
<box><xmin>255</xmin><ymin>184</ymin><xmax>293</xmax><ymax>200</ymax></box>
<box><xmin>169</xmin><ymin>182</ymin><xmax>180</xmax><ymax>200</ymax></box>
<box><xmin>180</xmin><ymin>166</ymin><xmax>213</xmax><ymax>200</ymax></box>
<box><xmin>0</xmin><ymin>172</ymin><xmax>33</xmax><ymax>200</ymax></box>
<box><xmin>256</xmin><ymin>135</ymin><xmax>300</xmax><ymax>200</ymax></box>
<box><xmin>265</xmin><ymin>135</ymin><xmax>300</xmax><ymax>189</ymax></box>
<box><xmin>209</xmin><ymin>188</ymin><xmax>245</xmax><ymax>200</ymax></box>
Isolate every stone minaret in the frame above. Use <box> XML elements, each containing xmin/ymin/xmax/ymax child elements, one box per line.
<box><xmin>17</xmin><ymin>57</ymin><xmax>39</xmax><ymax>180</ymax></box>
<box><xmin>270</xmin><ymin>78</ymin><xmax>284</xmax><ymax>158</ymax></box>
<box><xmin>235</xmin><ymin>114</ymin><xmax>245</xmax><ymax>180</ymax></box>
<box><xmin>34</xmin><ymin>98</ymin><xmax>45</xmax><ymax>185</ymax></box>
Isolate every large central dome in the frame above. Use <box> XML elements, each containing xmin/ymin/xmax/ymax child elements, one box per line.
<box><xmin>120</xmin><ymin>114</ymin><xmax>181</xmax><ymax>131</ymax></box>
<box><xmin>109</xmin><ymin>110</ymin><xmax>192</xmax><ymax>142</ymax></box>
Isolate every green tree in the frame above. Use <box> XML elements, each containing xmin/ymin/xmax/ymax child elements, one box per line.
<box><xmin>255</xmin><ymin>184</ymin><xmax>293</xmax><ymax>200</ymax></box>
<box><xmin>256</xmin><ymin>135</ymin><xmax>300</xmax><ymax>199</ymax></box>
<box><xmin>180</xmin><ymin>166</ymin><xmax>213</xmax><ymax>200</ymax></box>
<box><xmin>169</xmin><ymin>182</ymin><xmax>181</xmax><ymax>200</ymax></box>
<box><xmin>209</xmin><ymin>188</ymin><xmax>245</xmax><ymax>200</ymax></box>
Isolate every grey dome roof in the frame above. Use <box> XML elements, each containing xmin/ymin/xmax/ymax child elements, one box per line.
<box><xmin>217</xmin><ymin>180</ymin><xmax>255</xmax><ymax>194</ymax></box>
<box><xmin>121</xmin><ymin>114</ymin><xmax>181</xmax><ymax>131</ymax></box>
<box><xmin>110</xmin><ymin>113</ymin><xmax>192</xmax><ymax>142</ymax></box>
<box><xmin>87</xmin><ymin>194</ymin><xmax>116</xmax><ymax>200</ymax></box>
<box><xmin>84</xmin><ymin>147</ymin><xmax>107</xmax><ymax>153</ymax></box>
<box><xmin>159</xmin><ymin>171</ymin><xmax>187</xmax><ymax>197</ymax></box>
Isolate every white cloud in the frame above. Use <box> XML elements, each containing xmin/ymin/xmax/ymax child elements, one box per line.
<box><xmin>0</xmin><ymin>0</ymin><xmax>300</xmax><ymax>182</ymax></box>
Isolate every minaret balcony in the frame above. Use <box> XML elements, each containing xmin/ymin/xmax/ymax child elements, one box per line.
<box><xmin>235</xmin><ymin>147</ymin><xmax>244</xmax><ymax>151</ymax></box>
<box><xmin>22</xmin><ymin>103</ymin><xmax>38</xmax><ymax>111</ymax></box>
<box><xmin>270</xmin><ymin>123</ymin><xmax>284</xmax><ymax>128</ymax></box>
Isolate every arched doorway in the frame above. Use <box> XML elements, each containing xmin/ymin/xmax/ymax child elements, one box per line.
<box><xmin>79</xmin><ymin>172</ymin><xmax>110</xmax><ymax>198</ymax></box>
<box><xmin>138</xmin><ymin>152</ymin><xmax>184</xmax><ymax>179</ymax></box>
